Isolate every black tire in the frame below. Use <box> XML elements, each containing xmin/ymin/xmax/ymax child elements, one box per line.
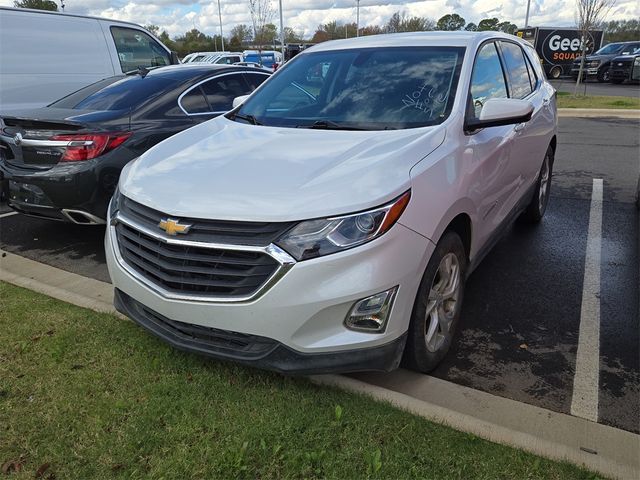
<box><xmin>549</xmin><ymin>66</ymin><xmax>562</xmax><ymax>79</ymax></box>
<box><xmin>521</xmin><ymin>145</ymin><xmax>554</xmax><ymax>223</ymax></box>
<box><xmin>403</xmin><ymin>231</ymin><xmax>467</xmax><ymax>373</ymax></box>
<box><xmin>597</xmin><ymin>67</ymin><xmax>611</xmax><ymax>83</ymax></box>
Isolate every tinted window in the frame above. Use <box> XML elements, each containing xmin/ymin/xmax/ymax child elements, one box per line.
<box><xmin>201</xmin><ymin>74</ymin><xmax>249</xmax><ymax>112</ymax></box>
<box><xmin>469</xmin><ymin>43</ymin><xmax>508</xmax><ymax>118</ymax></box>
<box><xmin>181</xmin><ymin>87</ymin><xmax>209</xmax><ymax>114</ymax></box>
<box><xmin>500</xmin><ymin>42</ymin><xmax>533</xmax><ymax>99</ymax></box>
<box><xmin>49</xmin><ymin>75</ymin><xmax>174</xmax><ymax>111</ymax></box>
<box><xmin>235</xmin><ymin>47</ymin><xmax>464</xmax><ymax>130</ymax></box>
<box><xmin>111</xmin><ymin>27</ymin><xmax>170</xmax><ymax>72</ymax></box>
<box><xmin>595</xmin><ymin>43</ymin><xmax>624</xmax><ymax>55</ymax></box>
<box><xmin>243</xmin><ymin>72</ymin><xmax>270</xmax><ymax>89</ymax></box>
<box><xmin>49</xmin><ymin>77</ymin><xmax>124</xmax><ymax>108</ymax></box>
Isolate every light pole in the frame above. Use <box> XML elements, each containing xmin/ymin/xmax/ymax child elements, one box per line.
<box><xmin>356</xmin><ymin>0</ymin><xmax>360</xmax><ymax>37</ymax></box>
<box><xmin>278</xmin><ymin>0</ymin><xmax>285</xmax><ymax>64</ymax></box>
<box><xmin>217</xmin><ymin>0</ymin><xmax>225</xmax><ymax>51</ymax></box>
<box><xmin>524</xmin><ymin>0</ymin><xmax>531</xmax><ymax>28</ymax></box>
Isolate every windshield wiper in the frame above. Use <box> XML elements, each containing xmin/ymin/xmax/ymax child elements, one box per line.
<box><xmin>297</xmin><ymin>120</ymin><xmax>368</xmax><ymax>131</ymax></box>
<box><xmin>229</xmin><ymin>112</ymin><xmax>262</xmax><ymax>125</ymax></box>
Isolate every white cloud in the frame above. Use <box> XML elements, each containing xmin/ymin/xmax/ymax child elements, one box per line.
<box><xmin>2</xmin><ymin>0</ymin><xmax>638</xmax><ymax>39</ymax></box>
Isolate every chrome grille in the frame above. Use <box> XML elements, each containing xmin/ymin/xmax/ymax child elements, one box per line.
<box><xmin>115</xmin><ymin>221</ymin><xmax>282</xmax><ymax>299</ymax></box>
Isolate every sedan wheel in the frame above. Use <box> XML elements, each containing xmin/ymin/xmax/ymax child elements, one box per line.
<box><xmin>404</xmin><ymin>232</ymin><xmax>467</xmax><ymax>373</ymax></box>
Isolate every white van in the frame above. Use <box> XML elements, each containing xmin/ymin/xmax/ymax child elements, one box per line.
<box><xmin>0</xmin><ymin>7</ymin><xmax>178</xmax><ymax>111</ymax></box>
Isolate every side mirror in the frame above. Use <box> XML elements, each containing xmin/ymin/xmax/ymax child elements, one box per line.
<box><xmin>170</xmin><ymin>51</ymin><xmax>180</xmax><ymax>65</ymax></box>
<box><xmin>232</xmin><ymin>95</ymin><xmax>250</xmax><ymax>108</ymax></box>
<box><xmin>465</xmin><ymin>98</ymin><xmax>534</xmax><ymax>131</ymax></box>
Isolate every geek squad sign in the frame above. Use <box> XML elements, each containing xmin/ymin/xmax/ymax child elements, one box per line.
<box><xmin>542</xmin><ymin>30</ymin><xmax>600</xmax><ymax>63</ymax></box>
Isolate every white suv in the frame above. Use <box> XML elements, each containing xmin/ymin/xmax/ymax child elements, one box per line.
<box><xmin>106</xmin><ymin>32</ymin><xmax>557</xmax><ymax>374</ymax></box>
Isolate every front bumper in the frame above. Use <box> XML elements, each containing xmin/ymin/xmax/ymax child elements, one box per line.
<box><xmin>570</xmin><ymin>67</ymin><xmax>600</xmax><ymax>77</ymax></box>
<box><xmin>115</xmin><ymin>288</ymin><xmax>407</xmax><ymax>374</ymax></box>
<box><xmin>106</xmin><ymin>218</ymin><xmax>434</xmax><ymax>373</ymax></box>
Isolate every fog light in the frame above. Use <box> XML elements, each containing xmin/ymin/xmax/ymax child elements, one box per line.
<box><xmin>345</xmin><ymin>286</ymin><xmax>398</xmax><ymax>333</ymax></box>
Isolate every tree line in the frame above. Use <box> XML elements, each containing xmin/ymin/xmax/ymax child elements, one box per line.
<box><xmin>12</xmin><ymin>0</ymin><xmax>640</xmax><ymax>57</ymax></box>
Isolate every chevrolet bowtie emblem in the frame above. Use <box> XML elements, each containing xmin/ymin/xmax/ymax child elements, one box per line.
<box><xmin>158</xmin><ymin>218</ymin><xmax>191</xmax><ymax>236</ymax></box>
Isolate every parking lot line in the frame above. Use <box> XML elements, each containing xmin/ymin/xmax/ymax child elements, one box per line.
<box><xmin>570</xmin><ymin>178</ymin><xmax>603</xmax><ymax>422</ymax></box>
<box><xmin>0</xmin><ymin>211</ymin><xmax>17</xmax><ymax>219</ymax></box>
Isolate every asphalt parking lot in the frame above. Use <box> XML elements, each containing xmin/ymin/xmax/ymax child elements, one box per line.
<box><xmin>1</xmin><ymin>116</ymin><xmax>638</xmax><ymax>434</ymax></box>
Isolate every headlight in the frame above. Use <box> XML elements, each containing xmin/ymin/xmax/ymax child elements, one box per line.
<box><xmin>275</xmin><ymin>191</ymin><xmax>410</xmax><ymax>261</ymax></box>
<box><xmin>108</xmin><ymin>185</ymin><xmax>120</xmax><ymax>224</ymax></box>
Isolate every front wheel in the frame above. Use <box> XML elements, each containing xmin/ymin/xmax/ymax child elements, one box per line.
<box><xmin>403</xmin><ymin>232</ymin><xmax>467</xmax><ymax>373</ymax></box>
<box><xmin>521</xmin><ymin>145</ymin><xmax>554</xmax><ymax>223</ymax></box>
<box><xmin>597</xmin><ymin>68</ymin><xmax>611</xmax><ymax>83</ymax></box>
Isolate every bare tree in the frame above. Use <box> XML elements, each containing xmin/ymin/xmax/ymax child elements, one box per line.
<box><xmin>248</xmin><ymin>0</ymin><xmax>275</xmax><ymax>52</ymax></box>
<box><xmin>574</xmin><ymin>0</ymin><xmax>615</xmax><ymax>95</ymax></box>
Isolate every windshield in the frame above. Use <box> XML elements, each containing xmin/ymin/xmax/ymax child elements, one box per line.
<box><xmin>232</xmin><ymin>47</ymin><xmax>465</xmax><ymax>130</ymax></box>
<box><xmin>595</xmin><ymin>43</ymin><xmax>624</xmax><ymax>55</ymax></box>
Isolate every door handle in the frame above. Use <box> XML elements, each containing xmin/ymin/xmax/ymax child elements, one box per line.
<box><xmin>514</xmin><ymin>123</ymin><xmax>526</xmax><ymax>132</ymax></box>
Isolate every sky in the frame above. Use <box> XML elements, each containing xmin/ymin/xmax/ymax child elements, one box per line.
<box><xmin>3</xmin><ymin>1</ymin><xmax>639</xmax><ymax>39</ymax></box>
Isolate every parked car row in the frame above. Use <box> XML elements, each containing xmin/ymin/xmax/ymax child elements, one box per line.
<box><xmin>1</xmin><ymin>17</ymin><xmax>559</xmax><ymax>376</ymax></box>
<box><xmin>571</xmin><ymin>40</ymin><xmax>640</xmax><ymax>83</ymax></box>
<box><xmin>182</xmin><ymin>50</ymin><xmax>282</xmax><ymax>71</ymax></box>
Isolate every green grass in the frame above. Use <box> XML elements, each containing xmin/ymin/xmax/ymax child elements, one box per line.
<box><xmin>0</xmin><ymin>282</ymin><xmax>600</xmax><ymax>479</ymax></box>
<box><xmin>556</xmin><ymin>91</ymin><xmax>640</xmax><ymax>109</ymax></box>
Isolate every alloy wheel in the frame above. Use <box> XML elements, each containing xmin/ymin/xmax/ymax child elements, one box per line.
<box><xmin>424</xmin><ymin>252</ymin><xmax>461</xmax><ymax>353</ymax></box>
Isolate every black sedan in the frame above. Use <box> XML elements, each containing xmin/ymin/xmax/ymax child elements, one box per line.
<box><xmin>0</xmin><ymin>65</ymin><xmax>270</xmax><ymax>224</ymax></box>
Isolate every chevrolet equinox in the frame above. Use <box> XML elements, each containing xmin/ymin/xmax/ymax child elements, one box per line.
<box><xmin>106</xmin><ymin>32</ymin><xmax>558</xmax><ymax>374</ymax></box>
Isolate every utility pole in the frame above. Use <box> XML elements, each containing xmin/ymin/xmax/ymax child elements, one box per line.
<box><xmin>525</xmin><ymin>0</ymin><xmax>531</xmax><ymax>28</ymax></box>
<box><xmin>356</xmin><ymin>0</ymin><xmax>360</xmax><ymax>37</ymax></box>
<box><xmin>278</xmin><ymin>0</ymin><xmax>285</xmax><ymax>64</ymax></box>
<box><xmin>217</xmin><ymin>0</ymin><xmax>225</xmax><ymax>51</ymax></box>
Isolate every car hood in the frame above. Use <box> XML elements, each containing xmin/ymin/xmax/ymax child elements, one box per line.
<box><xmin>120</xmin><ymin>116</ymin><xmax>446</xmax><ymax>222</ymax></box>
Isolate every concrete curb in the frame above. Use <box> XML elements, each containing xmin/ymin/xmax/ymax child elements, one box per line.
<box><xmin>558</xmin><ymin>108</ymin><xmax>640</xmax><ymax>118</ymax></box>
<box><xmin>2</xmin><ymin>248</ymin><xmax>639</xmax><ymax>479</ymax></box>
<box><xmin>311</xmin><ymin>374</ymin><xmax>640</xmax><ymax>480</ymax></box>
<box><xmin>0</xmin><ymin>249</ymin><xmax>120</xmax><ymax>317</ymax></box>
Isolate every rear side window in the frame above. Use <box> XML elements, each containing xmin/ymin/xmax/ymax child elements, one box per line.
<box><xmin>180</xmin><ymin>88</ymin><xmax>209</xmax><ymax>114</ymax></box>
<box><xmin>469</xmin><ymin>42</ymin><xmax>508</xmax><ymax>118</ymax></box>
<box><xmin>200</xmin><ymin>74</ymin><xmax>249</xmax><ymax>112</ymax></box>
<box><xmin>500</xmin><ymin>41</ymin><xmax>533</xmax><ymax>99</ymax></box>
<box><xmin>243</xmin><ymin>72</ymin><xmax>270</xmax><ymax>89</ymax></box>
<box><xmin>111</xmin><ymin>27</ymin><xmax>170</xmax><ymax>73</ymax></box>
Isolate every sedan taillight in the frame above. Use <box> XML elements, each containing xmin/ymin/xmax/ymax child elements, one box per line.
<box><xmin>50</xmin><ymin>132</ymin><xmax>132</xmax><ymax>162</ymax></box>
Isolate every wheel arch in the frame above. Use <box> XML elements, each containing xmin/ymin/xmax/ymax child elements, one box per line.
<box><xmin>443</xmin><ymin>213</ymin><xmax>472</xmax><ymax>263</ymax></box>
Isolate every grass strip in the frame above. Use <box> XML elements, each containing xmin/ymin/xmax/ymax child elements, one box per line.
<box><xmin>0</xmin><ymin>282</ymin><xmax>600</xmax><ymax>479</ymax></box>
<box><xmin>557</xmin><ymin>91</ymin><xmax>640</xmax><ymax>109</ymax></box>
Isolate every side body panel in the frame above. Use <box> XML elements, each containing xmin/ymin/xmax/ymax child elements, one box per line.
<box><xmin>0</xmin><ymin>10</ymin><xmax>114</xmax><ymax>110</ymax></box>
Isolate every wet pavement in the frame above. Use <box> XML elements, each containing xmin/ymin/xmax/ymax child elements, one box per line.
<box><xmin>1</xmin><ymin>117</ymin><xmax>638</xmax><ymax>433</ymax></box>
